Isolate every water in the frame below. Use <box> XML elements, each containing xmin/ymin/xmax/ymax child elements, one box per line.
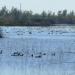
<box><xmin>0</xmin><ymin>26</ymin><xmax>75</xmax><ymax>75</ymax></box>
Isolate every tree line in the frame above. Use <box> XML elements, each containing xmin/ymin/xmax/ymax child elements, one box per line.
<box><xmin>0</xmin><ymin>6</ymin><xmax>75</xmax><ymax>26</ymax></box>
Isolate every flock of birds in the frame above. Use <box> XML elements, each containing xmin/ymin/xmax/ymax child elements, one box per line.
<box><xmin>0</xmin><ymin>49</ymin><xmax>57</xmax><ymax>59</ymax></box>
<box><xmin>2</xmin><ymin>29</ymin><xmax>71</xmax><ymax>38</ymax></box>
<box><xmin>0</xmin><ymin>28</ymin><xmax>75</xmax><ymax>64</ymax></box>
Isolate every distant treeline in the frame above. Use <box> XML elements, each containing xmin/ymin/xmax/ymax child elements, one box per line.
<box><xmin>0</xmin><ymin>6</ymin><xmax>75</xmax><ymax>26</ymax></box>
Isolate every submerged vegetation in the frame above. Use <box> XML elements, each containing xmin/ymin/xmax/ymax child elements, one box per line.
<box><xmin>0</xmin><ymin>6</ymin><xmax>75</xmax><ymax>26</ymax></box>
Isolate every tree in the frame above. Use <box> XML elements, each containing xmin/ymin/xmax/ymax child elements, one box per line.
<box><xmin>0</xmin><ymin>6</ymin><xmax>8</xmax><ymax>17</ymax></box>
<box><xmin>62</xmin><ymin>10</ymin><xmax>67</xmax><ymax>16</ymax></box>
<box><xmin>57</xmin><ymin>11</ymin><xmax>62</xmax><ymax>16</ymax></box>
<box><xmin>41</xmin><ymin>11</ymin><xmax>47</xmax><ymax>20</ymax></box>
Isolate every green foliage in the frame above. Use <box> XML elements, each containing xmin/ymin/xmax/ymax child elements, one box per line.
<box><xmin>0</xmin><ymin>6</ymin><xmax>75</xmax><ymax>26</ymax></box>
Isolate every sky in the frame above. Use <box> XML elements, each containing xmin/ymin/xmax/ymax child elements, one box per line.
<box><xmin>0</xmin><ymin>0</ymin><xmax>75</xmax><ymax>13</ymax></box>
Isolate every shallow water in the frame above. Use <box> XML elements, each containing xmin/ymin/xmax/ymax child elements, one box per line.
<box><xmin>0</xmin><ymin>26</ymin><xmax>75</xmax><ymax>75</ymax></box>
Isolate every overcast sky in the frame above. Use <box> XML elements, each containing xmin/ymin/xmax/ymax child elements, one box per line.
<box><xmin>0</xmin><ymin>0</ymin><xmax>74</xmax><ymax>13</ymax></box>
